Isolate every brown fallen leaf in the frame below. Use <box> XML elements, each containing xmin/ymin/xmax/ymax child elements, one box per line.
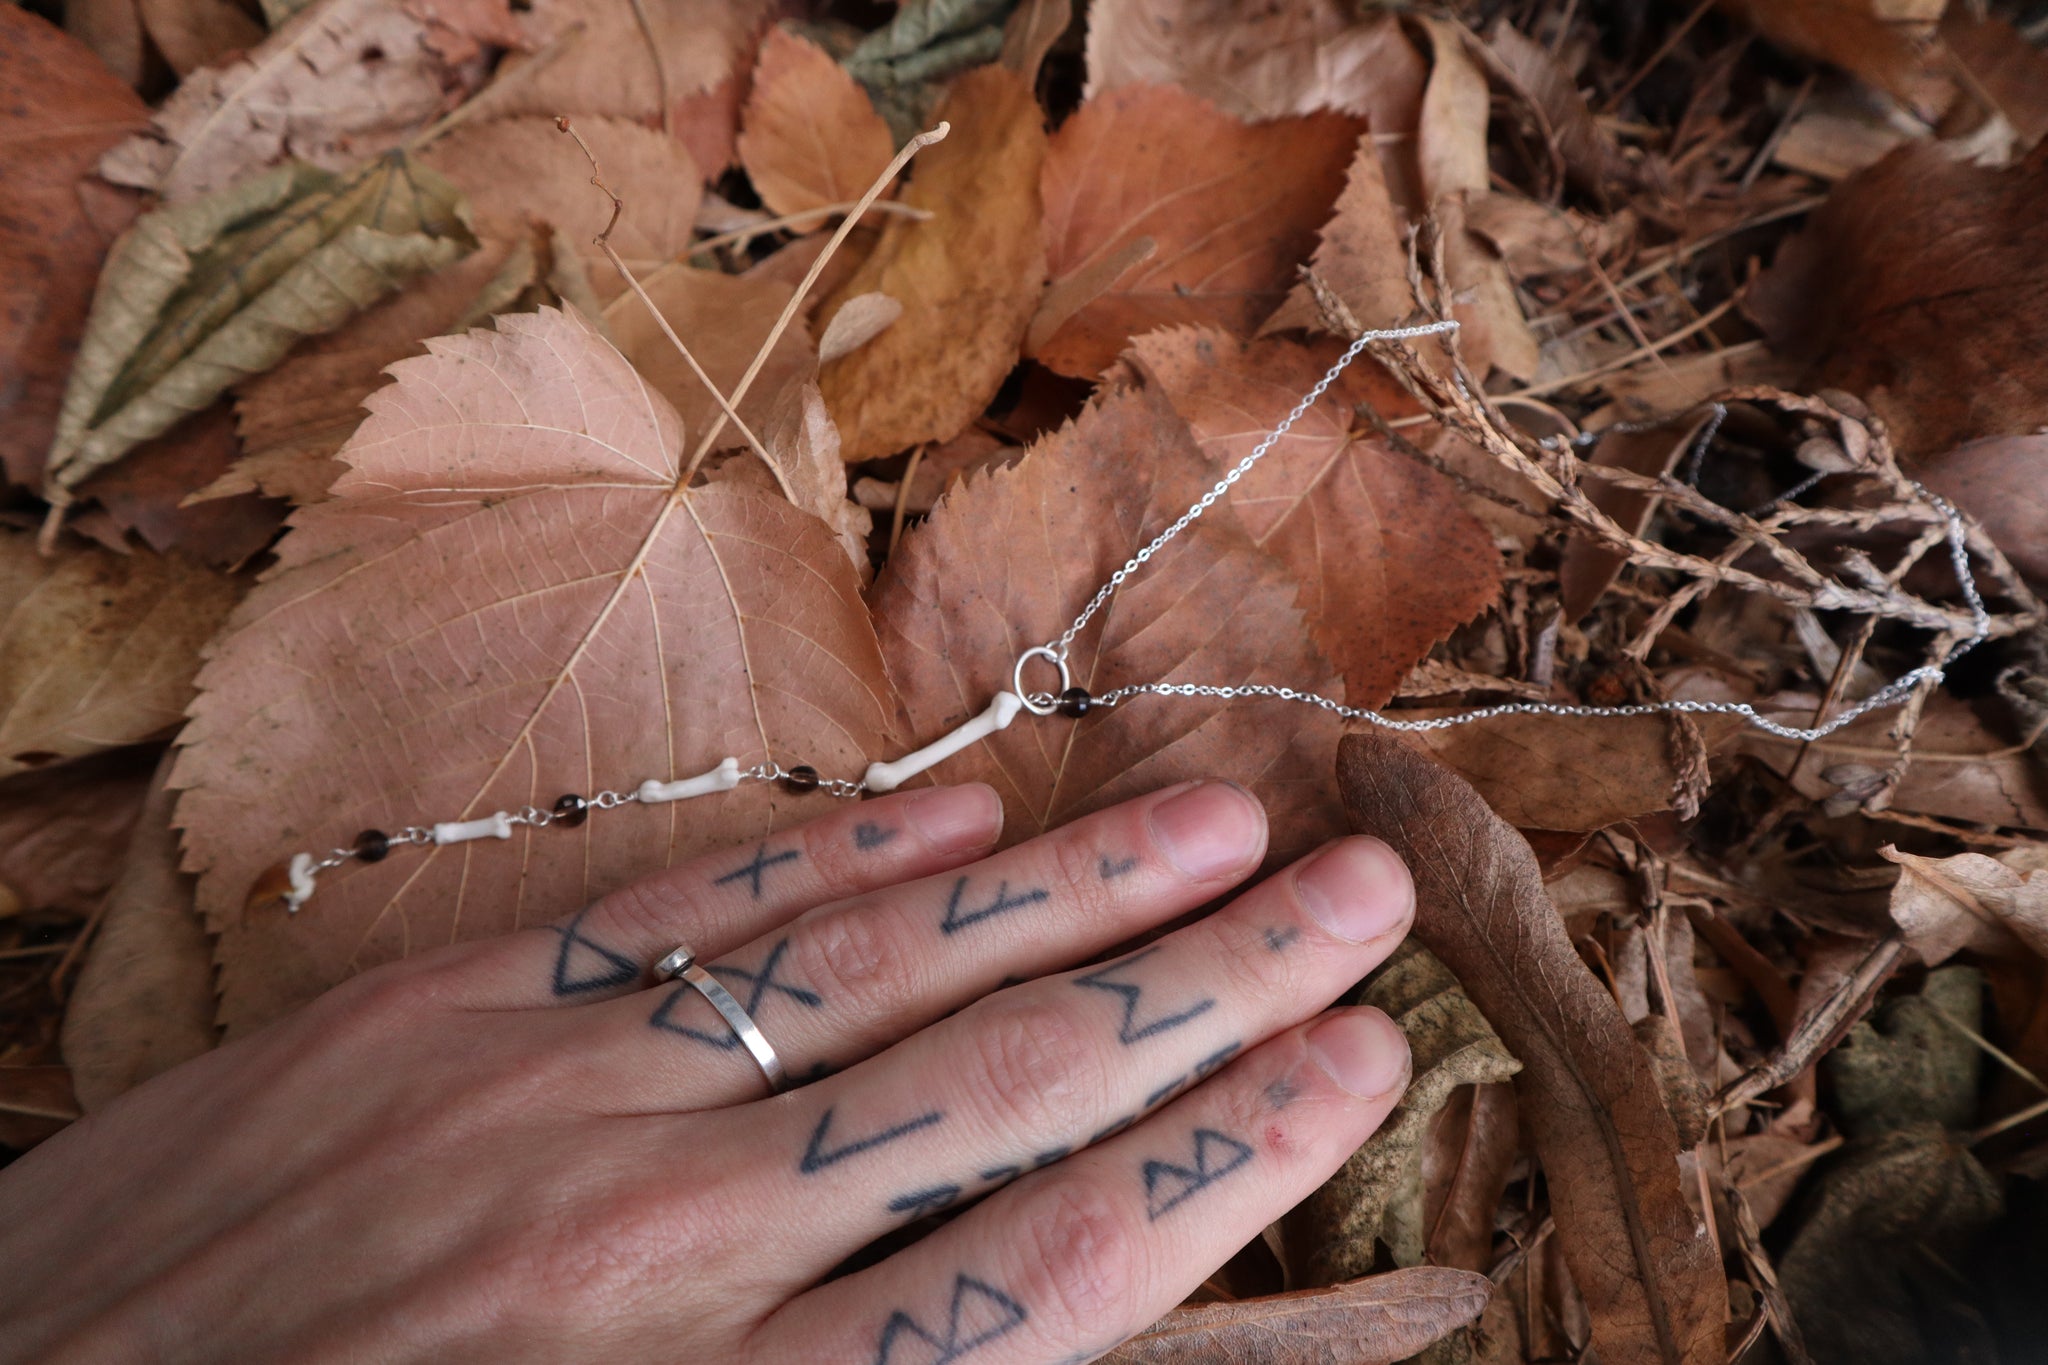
<box><xmin>74</xmin><ymin>405</ymin><xmax>286</xmax><ymax>567</ymax></box>
<box><xmin>0</xmin><ymin>1068</ymin><xmax>80</xmax><ymax>1150</ymax></box>
<box><xmin>0</xmin><ymin>747</ymin><xmax>158</xmax><ymax>917</ymax></box>
<box><xmin>1747</xmin><ymin>141</ymin><xmax>2048</xmax><ymax>457</ymax></box>
<box><xmin>65</xmin><ymin>0</ymin><xmax>147</xmax><ymax>88</ymax></box>
<box><xmin>1263</xmin><ymin>133</ymin><xmax>1415</xmax><ymax>339</ymax></box>
<box><xmin>484</xmin><ymin>0</ymin><xmax>770</xmax><ymax>130</ymax></box>
<box><xmin>1102</xmin><ymin>1267</ymin><xmax>1493</xmax><ymax>1364</ymax></box>
<box><xmin>60</xmin><ymin>753</ymin><xmax>218</xmax><ymax>1112</ymax></box>
<box><xmin>420</xmin><ymin>116</ymin><xmax>700</xmax><ymax>307</ymax></box>
<box><xmin>1338</xmin><ymin>730</ymin><xmax>1725</xmax><ymax>1365</ymax></box>
<box><xmin>1034</xmin><ymin>85</ymin><xmax>1359</xmax><ymax>378</ymax></box>
<box><xmin>1942</xmin><ymin>10</ymin><xmax>2048</xmax><ymax>153</ymax></box>
<box><xmin>1396</xmin><ymin>712</ymin><xmax>1700</xmax><ymax>832</ymax></box>
<box><xmin>0</xmin><ymin>7</ymin><xmax>147</xmax><ymax>491</ymax></box>
<box><xmin>1422</xmin><ymin>1080</ymin><xmax>1520</xmax><ymax>1272</ymax></box>
<box><xmin>1293</xmin><ymin>941</ymin><xmax>1521</xmax><ymax>1284</ymax></box>
<box><xmin>1482</xmin><ymin>21</ymin><xmax>1631</xmax><ymax>200</ymax></box>
<box><xmin>99</xmin><ymin>0</ymin><xmax>555</xmax><ymax>202</ymax></box>
<box><xmin>1128</xmin><ymin>329</ymin><xmax>1501</xmax><ymax>707</ymax></box>
<box><xmin>174</xmin><ymin>308</ymin><xmax>899</xmax><ymax>1034</ymax></box>
<box><xmin>1556</xmin><ymin>412</ymin><xmax>1716</xmax><ymax>623</ymax></box>
<box><xmin>872</xmin><ymin>380</ymin><xmax>1347</xmax><ymax>862</ymax></box>
<box><xmin>817</xmin><ymin>65</ymin><xmax>1046</xmax><ymax>460</ymax></box>
<box><xmin>751</xmin><ymin>382</ymin><xmax>872</xmax><ymax>575</ymax></box>
<box><xmin>816</xmin><ymin>293</ymin><xmax>902</xmax><ymax>366</ymax></box>
<box><xmin>1716</xmin><ymin>0</ymin><xmax>1947</xmax><ymax>120</ymax></box>
<box><xmin>737</xmin><ymin>28</ymin><xmax>895</xmax><ymax>226</ymax></box>
<box><xmin>1913</xmin><ymin>434</ymin><xmax>2048</xmax><ymax>591</ymax></box>
<box><xmin>606</xmin><ymin>266</ymin><xmax>815</xmax><ymax>457</ymax></box>
<box><xmin>138</xmin><ymin>0</ymin><xmax>264</xmax><ymax>76</ymax></box>
<box><xmin>1881</xmin><ymin>843</ymin><xmax>2048</xmax><ymax>966</ymax></box>
<box><xmin>0</xmin><ymin>531</ymin><xmax>239</xmax><ymax>783</ymax></box>
<box><xmin>1084</xmin><ymin>0</ymin><xmax>1423</xmax><ymax>127</ymax></box>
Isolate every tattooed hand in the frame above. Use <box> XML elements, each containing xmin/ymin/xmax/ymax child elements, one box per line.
<box><xmin>0</xmin><ymin>781</ymin><xmax>1415</xmax><ymax>1364</ymax></box>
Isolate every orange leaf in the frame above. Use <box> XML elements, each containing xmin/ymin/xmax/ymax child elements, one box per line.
<box><xmin>174</xmin><ymin>309</ymin><xmax>898</xmax><ymax>1034</ymax></box>
<box><xmin>738</xmin><ymin>27</ymin><xmax>895</xmax><ymax>223</ymax></box>
<box><xmin>1034</xmin><ymin>85</ymin><xmax>1359</xmax><ymax>378</ymax></box>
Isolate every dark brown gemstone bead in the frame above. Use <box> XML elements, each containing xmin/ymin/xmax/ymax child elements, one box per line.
<box><xmin>552</xmin><ymin>793</ymin><xmax>590</xmax><ymax>827</ymax></box>
<box><xmin>353</xmin><ymin>829</ymin><xmax>391</xmax><ymax>863</ymax></box>
<box><xmin>782</xmin><ymin>765</ymin><xmax>821</xmax><ymax>794</ymax></box>
<box><xmin>1056</xmin><ymin>687</ymin><xmax>1093</xmax><ymax>718</ymax></box>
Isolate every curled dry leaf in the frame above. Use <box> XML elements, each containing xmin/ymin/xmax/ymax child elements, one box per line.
<box><xmin>60</xmin><ymin>753</ymin><xmax>217</xmax><ymax>1112</ymax></box>
<box><xmin>483</xmin><ymin>0</ymin><xmax>771</xmax><ymax>129</ymax></box>
<box><xmin>1084</xmin><ymin>0</ymin><xmax>1423</xmax><ymax>126</ymax></box>
<box><xmin>75</xmin><ymin>403</ymin><xmax>286</xmax><ymax>566</ymax></box>
<box><xmin>99</xmin><ymin>0</ymin><xmax>554</xmax><ymax>202</ymax></box>
<box><xmin>0</xmin><ymin>747</ymin><xmax>158</xmax><ymax>917</ymax></box>
<box><xmin>0</xmin><ymin>7</ymin><xmax>147</xmax><ymax>491</ymax></box>
<box><xmin>64</xmin><ymin>0</ymin><xmax>148</xmax><ymax>88</ymax></box>
<box><xmin>419</xmin><ymin>116</ymin><xmax>702</xmax><ymax>307</ymax></box>
<box><xmin>174</xmin><ymin>308</ymin><xmax>899</xmax><ymax>1034</ymax></box>
<box><xmin>0</xmin><ymin>531</ymin><xmax>239</xmax><ymax>782</ymax></box>
<box><xmin>1034</xmin><ymin>85</ymin><xmax>1359</xmax><ymax>378</ymax></box>
<box><xmin>1422</xmin><ymin>1080</ymin><xmax>1521</xmax><ymax>1272</ymax></box>
<box><xmin>1293</xmin><ymin>941</ymin><xmax>1520</xmax><ymax>1285</ymax></box>
<box><xmin>43</xmin><ymin>156</ymin><xmax>474</xmax><ymax>513</ymax></box>
<box><xmin>872</xmin><ymin>380</ymin><xmax>1347</xmax><ymax>862</ymax></box>
<box><xmin>753</xmin><ymin>382</ymin><xmax>872</xmax><ymax>575</ymax></box>
<box><xmin>606</xmin><ymin>266</ymin><xmax>815</xmax><ymax>457</ymax></box>
<box><xmin>817</xmin><ymin>292</ymin><xmax>902</xmax><ymax>366</ymax></box>
<box><xmin>737</xmin><ymin>28</ymin><xmax>895</xmax><ymax>225</ymax></box>
<box><xmin>1748</xmin><ymin>141</ymin><xmax>2048</xmax><ymax>457</ymax></box>
<box><xmin>1338</xmin><ymin>730</ymin><xmax>1725</xmax><ymax>1365</ymax></box>
<box><xmin>817</xmin><ymin>65</ymin><xmax>1046</xmax><ymax>460</ymax></box>
<box><xmin>138</xmin><ymin>0</ymin><xmax>264</xmax><ymax>77</ymax></box>
<box><xmin>1263</xmin><ymin>135</ymin><xmax>1414</xmax><ymax>339</ymax></box>
<box><xmin>1128</xmin><ymin>329</ymin><xmax>1501</xmax><ymax>708</ymax></box>
<box><xmin>1881</xmin><ymin>843</ymin><xmax>2048</xmax><ymax>966</ymax></box>
<box><xmin>1101</xmin><ymin>1266</ymin><xmax>1493</xmax><ymax>1363</ymax></box>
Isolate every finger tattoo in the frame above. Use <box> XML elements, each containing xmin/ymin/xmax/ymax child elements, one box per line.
<box><xmin>938</xmin><ymin>877</ymin><xmax>1049</xmax><ymax>935</ymax></box>
<box><xmin>550</xmin><ymin>904</ymin><xmax>640</xmax><ymax>996</ymax></box>
<box><xmin>1097</xmin><ymin>854</ymin><xmax>1140</xmax><ymax>880</ymax></box>
<box><xmin>1141</xmin><ymin>1129</ymin><xmax>1253</xmax><ymax>1220</ymax></box>
<box><xmin>854</xmin><ymin>822</ymin><xmax>899</xmax><ymax>851</ymax></box>
<box><xmin>647</xmin><ymin>938</ymin><xmax>820</xmax><ymax>1049</ymax></box>
<box><xmin>873</xmin><ymin>1275</ymin><xmax>1027</xmax><ymax>1365</ymax></box>
<box><xmin>715</xmin><ymin>843</ymin><xmax>801</xmax><ymax>898</ymax></box>
<box><xmin>1074</xmin><ymin>948</ymin><xmax>1215</xmax><ymax>1045</ymax></box>
<box><xmin>800</xmin><ymin>1105</ymin><xmax>946</xmax><ymax>1174</ymax></box>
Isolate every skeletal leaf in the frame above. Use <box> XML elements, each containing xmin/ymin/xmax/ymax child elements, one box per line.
<box><xmin>173</xmin><ymin>308</ymin><xmax>898</xmax><ymax>1034</ymax></box>
<box><xmin>44</xmin><ymin>156</ymin><xmax>475</xmax><ymax>511</ymax></box>
<box><xmin>1104</xmin><ymin>1267</ymin><xmax>1493</xmax><ymax>1363</ymax></box>
<box><xmin>0</xmin><ymin>531</ymin><xmax>239</xmax><ymax>782</ymax></box>
<box><xmin>1293</xmin><ymin>941</ymin><xmax>1521</xmax><ymax>1284</ymax></box>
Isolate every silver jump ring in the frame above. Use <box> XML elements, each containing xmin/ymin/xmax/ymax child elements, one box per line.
<box><xmin>655</xmin><ymin>944</ymin><xmax>787</xmax><ymax>1094</ymax></box>
<box><xmin>1013</xmin><ymin>646</ymin><xmax>1071</xmax><ymax>717</ymax></box>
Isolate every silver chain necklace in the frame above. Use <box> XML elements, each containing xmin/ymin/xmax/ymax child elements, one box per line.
<box><xmin>272</xmin><ymin>319</ymin><xmax>1991</xmax><ymax>912</ymax></box>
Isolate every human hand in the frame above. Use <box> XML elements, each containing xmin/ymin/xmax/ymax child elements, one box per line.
<box><xmin>0</xmin><ymin>780</ymin><xmax>1415</xmax><ymax>1363</ymax></box>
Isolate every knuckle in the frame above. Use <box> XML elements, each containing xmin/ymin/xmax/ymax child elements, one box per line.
<box><xmin>965</xmin><ymin>995</ymin><xmax>1109</xmax><ymax>1139</ymax></box>
<box><xmin>1209</xmin><ymin>916</ymin><xmax>1300</xmax><ymax>1004</ymax></box>
<box><xmin>797</xmin><ymin>904</ymin><xmax>918</xmax><ymax>1016</ymax></box>
<box><xmin>1011</xmin><ymin>1181</ymin><xmax>1145</xmax><ymax>1336</ymax></box>
<box><xmin>315</xmin><ymin>962</ymin><xmax>439</xmax><ymax>1038</ymax></box>
<box><xmin>1044</xmin><ymin>831</ymin><xmax>1111</xmax><ymax>914</ymax></box>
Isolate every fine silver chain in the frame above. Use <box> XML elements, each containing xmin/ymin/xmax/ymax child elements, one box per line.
<box><xmin>1029</xmin><ymin>319</ymin><xmax>1991</xmax><ymax>747</ymax></box>
<box><xmin>274</xmin><ymin>318</ymin><xmax>1994</xmax><ymax>909</ymax></box>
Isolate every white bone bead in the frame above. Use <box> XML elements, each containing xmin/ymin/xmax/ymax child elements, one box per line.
<box><xmin>432</xmin><ymin>811</ymin><xmax>515</xmax><ymax>844</ymax></box>
<box><xmin>639</xmin><ymin>756</ymin><xmax>742</xmax><ymax>805</ymax></box>
<box><xmin>283</xmin><ymin>852</ymin><xmax>318</xmax><ymax>913</ymax></box>
<box><xmin>863</xmin><ymin>692</ymin><xmax>1025</xmax><ymax>793</ymax></box>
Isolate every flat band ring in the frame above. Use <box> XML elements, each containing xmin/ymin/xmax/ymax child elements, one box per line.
<box><xmin>654</xmin><ymin>946</ymin><xmax>787</xmax><ymax>1094</ymax></box>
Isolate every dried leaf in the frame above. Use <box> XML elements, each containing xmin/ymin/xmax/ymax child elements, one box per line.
<box><xmin>214</xmin><ymin>233</ymin><xmax>542</xmax><ymax>506</ymax></box>
<box><xmin>1748</xmin><ymin>142</ymin><xmax>2048</xmax><ymax>457</ymax></box>
<box><xmin>753</xmin><ymin>381</ymin><xmax>872</xmax><ymax>574</ymax></box>
<box><xmin>1397</xmin><ymin>713</ymin><xmax>1698</xmax><ymax>832</ymax></box>
<box><xmin>1128</xmin><ymin>329</ymin><xmax>1500</xmax><ymax>707</ymax></box>
<box><xmin>1914</xmin><ymin>434</ymin><xmax>2048</xmax><ymax>591</ymax></box>
<box><xmin>1103</xmin><ymin>1267</ymin><xmax>1493</xmax><ymax>1364</ymax></box>
<box><xmin>1942</xmin><ymin>10</ymin><xmax>2048</xmax><ymax>152</ymax></box>
<box><xmin>0</xmin><ymin>7</ymin><xmax>147</xmax><ymax>491</ymax></box>
<box><xmin>0</xmin><ymin>747</ymin><xmax>158</xmax><ymax>916</ymax></box>
<box><xmin>607</xmin><ymin>266</ymin><xmax>816</xmax><ymax>457</ymax></box>
<box><xmin>1338</xmin><ymin>730</ymin><xmax>1725</xmax><ymax>1365</ymax></box>
<box><xmin>1716</xmin><ymin>0</ymin><xmax>1947</xmax><ymax>120</ymax></box>
<box><xmin>738</xmin><ymin>28</ymin><xmax>895</xmax><ymax>224</ymax></box>
<box><xmin>174</xmin><ymin>308</ymin><xmax>898</xmax><ymax>1034</ymax></box>
<box><xmin>872</xmin><ymin>380</ymin><xmax>1347</xmax><ymax>861</ymax></box>
<box><xmin>1295</xmin><ymin>942</ymin><xmax>1521</xmax><ymax>1284</ymax></box>
<box><xmin>1084</xmin><ymin>0</ymin><xmax>1423</xmax><ymax>126</ymax></box>
<box><xmin>99</xmin><ymin>0</ymin><xmax>553</xmax><ymax>202</ymax></box>
<box><xmin>1413</xmin><ymin>19</ymin><xmax>1540</xmax><ymax>381</ymax></box>
<box><xmin>483</xmin><ymin>0</ymin><xmax>769</xmax><ymax>129</ymax></box>
<box><xmin>1035</xmin><ymin>85</ymin><xmax>1359</xmax><ymax>378</ymax></box>
<box><xmin>44</xmin><ymin>156</ymin><xmax>475</xmax><ymax>510</ymax></box>
<box><xmin>1422</xmin><ymin>1081</ymin><xmax>1520</xmax><ymax>1272</ymax></box>
<box><xmin>0</xmin><ymin>532</ymin><xmax>239</xmax><ymax>782</ymax></box>
<box><xmin>1264</xmin><ymin>135</ymin><xmax>1414</xmax><ymax>338</ymax></box>
<box><xmin>817</xmin><ymin>292</ymin><xmax>903</xmax><ymax>366</ymax></box>
<box><xmin>1483</xmin><ymin>21</ymin><xmax>1630</xmax><ymax>198</ymax></box>
<box><xmin>817</xmin><ymin>65</ymin><xmax>1046</xmax><ymax>459</ymax></box>
<box><xmin>1882</xmin><ymin>844</ymin><xmax>2048</xmax><ymax>966</ymax></box>
<box><xmin>75</xmin><ymin>405</ymin><xmax>286</xmax><ymax>566</ymax></box>
<box><xmin>65</xmin><ymin>0</ymin><xmax>148</xmax><ymax>88</ymax></box>
<box><xmin>420</xmin><ymin>116</ymin><xmax>699</xmax><ymax>308</ymax></box>
<box><xmin>139</xmin><ymin>0</ymin><xmax>264</xmax><ymax>76</ymax></box>
<box><xmin>60</xmin><ymin>753</ymin><xmax>217</xmax><ymax>1112</ymax></box>
<box><xmin>0</xmin><ymin>1068</ymin><xmax>79</xmax><ymax>1149</ymax></box>
<box><xmin>998</xmin><ymin>0</ymin><xmax>1069</xmax><ymax>84</ymax></box>
<box><xmin>1824</xmin><ymin>965</ymin><xmax>1984</xmax><ymax>1135</ymax></box>
<box><xmin>1557</xmin><ymin>413</ymin><xmax>1715</xmax><ymax>623</ymax></box>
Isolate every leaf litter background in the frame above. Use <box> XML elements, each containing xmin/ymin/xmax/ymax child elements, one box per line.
<box><xmin>6</xmin><ymin>0</ymin><xmax>2048</xmax><ymax>1357</ymax></box>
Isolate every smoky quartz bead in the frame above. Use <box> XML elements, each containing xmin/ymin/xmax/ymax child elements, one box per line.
<box><xmin>1056</xmin><ymin>687</ymin><xmax>1093</xmax><ymax>718</ymax></box>
<box><xmin>353</xmin><ymin>829</ymin><xmax>391</xmax><ymax>863</ymax></box>
<box><xmin>551</xmin><ymin>793</ymin><xmax>590</xmax><ymax>827</ymax></box>
<box><xmin>782</xmin><ymin>765</ymin><xmax>821</xmax><ymax>794</ymax></box>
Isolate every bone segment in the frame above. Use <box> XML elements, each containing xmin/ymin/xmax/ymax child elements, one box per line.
<box><xmin>639</xmin><ymin>756</ymin><xmax>742</xmax><ymax>805</ymax></box>
<box><xmin>864</xmin><ymin>692</ymin><xmax>1024</xmax><ymax>793</ymax></box>
<box><xmin>432</xmin><ymin>812</ymin><xmax>515</xmax><ymax>844</ymax></box>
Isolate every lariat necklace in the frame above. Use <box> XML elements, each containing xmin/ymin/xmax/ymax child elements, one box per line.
<box><xmin>273</xmin><ymin>318</ymin><xmax>1991</xmax><ymax>914</ymax></box>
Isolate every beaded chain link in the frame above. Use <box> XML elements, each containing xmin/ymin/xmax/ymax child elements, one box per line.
<box><xmin>275</xmin><ymin>319</ymin><xmax>1992</xmax><ymax>912</ymax></box>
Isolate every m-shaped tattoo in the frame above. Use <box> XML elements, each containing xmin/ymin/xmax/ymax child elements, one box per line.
<box><xmin>1074</xmin><ymin>947</ymin><xmax>1215</xmax><ymax>1044</ymax></box>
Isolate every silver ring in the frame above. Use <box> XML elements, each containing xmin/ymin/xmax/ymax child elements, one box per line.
<box><xmin>1013</xmin><ymin>646</ymin><xmax>1071</xmax><ymax>717</ymax></box>
<box><xmin>655</xmin><ymin>944</ymin><xmax>787</xmax><ymax>1094</ymax></box>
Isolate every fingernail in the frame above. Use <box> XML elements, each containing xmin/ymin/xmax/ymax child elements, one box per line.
<box><xmin>1148</xmin><ymin>782</ymin><xmax>1264</xmax><ymax>880</ymax></box>
<box><xmin>1308</xmin><ymin>1009</ymin><xmax>1411</xmax><ymax>1098</ymax></box>
<box><xmin>904</xmin><ymin>784</ymin><xmax>1004</xmax><ymax>853</ymax></box>
<box><xmin>1292</xmin><ymin>838</ymin><xmax>1413</xmax><ymax>944</ymax></box>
